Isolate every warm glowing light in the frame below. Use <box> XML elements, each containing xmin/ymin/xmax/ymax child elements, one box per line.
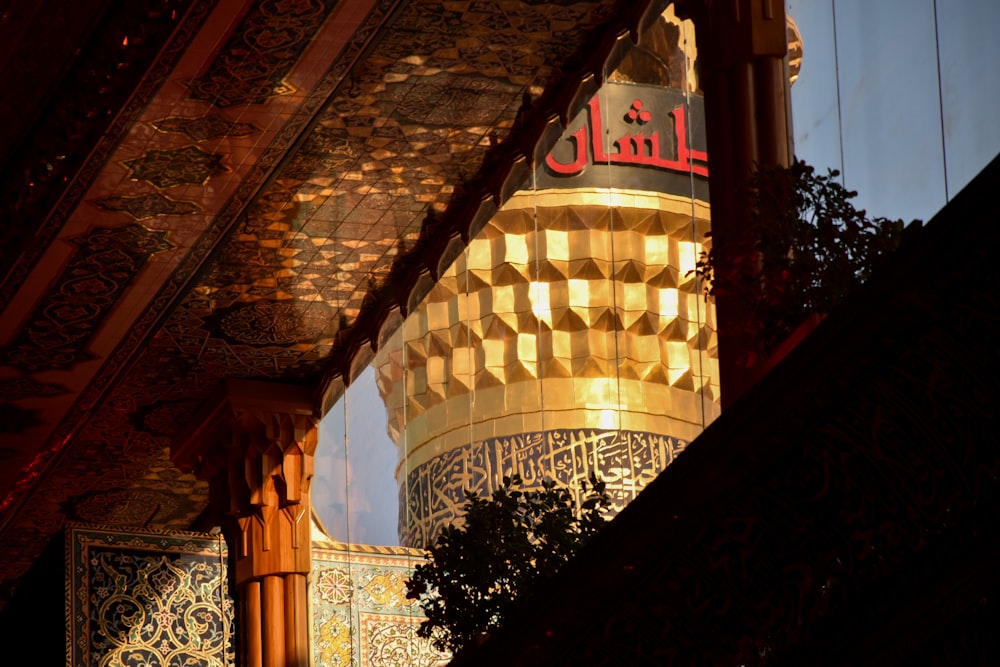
<box><xmin>568</xmin><ymin>279</ymin><xmax>589</xmax><ymax>307</ymax></box>
<box><xmin>517</xmin><ymin>333</ymin><xmax>537</xmax><ymax>362</ymax></box>
<box><xmin>644</xmin><ymin>234</ymin><xmax>670</xmax><ymax>264</ymax></box>
<box><xmin>505</xmin><ymin>234</ymin><xmax>528</xmax><ymax>264</ymax></box>
<box><xmin>658</xmin><ymin>288</ymin><xmax>679</xmax><ymax>318</ymax></box>
<box><xmin>677</xmin><ymin>241</ymin><xmax>699</xmax><ymax>276</ymax></box>
<box><xmin>530</xmin><ymin>281</ymin><xmax>551</xmax><ymax>322</ymax></box>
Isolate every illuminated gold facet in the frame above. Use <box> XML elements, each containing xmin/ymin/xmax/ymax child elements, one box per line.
<box><xmin>375</xmin><ymin>184</ymin><xmax>720</xmax><ymax>544</ymax></box>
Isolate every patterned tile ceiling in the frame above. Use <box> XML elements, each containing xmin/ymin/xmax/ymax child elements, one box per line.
<box><xmin>0</xmin><ymin>0</ymin><xmax>670</xmax><ymax>604</ymax></box>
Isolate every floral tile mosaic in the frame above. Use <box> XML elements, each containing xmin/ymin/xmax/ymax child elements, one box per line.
<box><xmin>312</xmin><ymin>540</ymin><xmax>449</xmax><ymax>667</ymax></box>
<box><xmin>66</xmin><ymin>524</ymin><xmax>234</xmax><ymax>667</ymax></box>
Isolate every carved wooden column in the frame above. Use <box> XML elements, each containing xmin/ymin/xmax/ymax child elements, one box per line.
<box><xmin>677</xmin><ymin>0</ymin><xmax>793</xmax><ymax>408</ymax></box>
<box><xmin>174</xmin><ymin>379</ymin><xmax>318</xmax><ymax>667</ymax></box>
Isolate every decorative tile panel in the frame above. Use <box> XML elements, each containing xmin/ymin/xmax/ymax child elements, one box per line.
<box><xmin>95</xmin><ymin>194</ymin><xmax>201</xmax><ymax>220</ymax></box>
<box><xmin>121</xmin><ymin>146</ymin><xmax>230</xmax><ymax>189</ymax></box>
<box><xmin>185</xmin><ymin>0</ymin><xmax>340</xmax><ymax>107</ymax></box>
<box><xmin>66</xmin><ymin>524</ymin><xmax>233</xmax><ymax>667</ymax></box>
<box><xmin>1</xmin><ymin>224</ymin><xmax>174</xmax><ymax>372</ymax></box>
<box><xmin>312</xmin><ymin>541</ymin><xmax>449</xmax><ymax>667</ymax></box>
<box><xmin>151</xmin><ymin>114</ymin><xmax>259</xmax><ymax>142</ymax></box>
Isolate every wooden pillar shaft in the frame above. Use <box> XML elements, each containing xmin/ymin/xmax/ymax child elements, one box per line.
<box><xmin>173</xmin><ymin>380</ymin><xmax>317</xmax><ymax>667</ymax></box>
<box><xmin>755</xmin><ymin>57</ymin><xmax>790</xmax><ymax>166</ymax></box>
<box><xmin>235</xmin><ymin>411</ymin><xmax>315</xmax><ymax>667</ymax></box>
<box><xmin>679</xmin><ymin>0</ymin><xmax>793</xmax><ymax>407</ymax></box>
<box><xmin>262</xmin><ymin>575</ymin><xmax>286</xmax><ymax>667</ymax></box>
<box><xmin>244</xmin><ymin>580</ymin><xmax>263</xmax><ymax>667</ymax></box>
<box><xmin>285</xmin><ymin>573</ymin><xmax>309</xmax><ymax>666</ymax></box>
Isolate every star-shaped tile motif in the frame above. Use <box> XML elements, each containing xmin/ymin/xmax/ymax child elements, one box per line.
<box><xmin>95</xmin><ymin>193</ymin><xmax>201</xmax><ymax>220</ymax></box>
<box><xmin>151</xmin><ymin>114</ymin><xmax>258</xmax><ymax>142</ymax></box>
<box><xmin>121</xmin><ymin>145</ymin><xmax>230</xmax><ymax>189</ymax></box>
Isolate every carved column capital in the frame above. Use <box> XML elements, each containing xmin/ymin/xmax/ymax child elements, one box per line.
<box><xmin>231</xmin><ymin>409</ymin><xmax>317</xmax><ymax>585</ymax></box>
<box><xmin>174</xmin><ymin>379</ymin><xmax>318</xmax><ymax>584</ymax></box>
<box><xmin>173</xmin><ymin>380</ymin><xmax>317</xmax><ymax>667</ymax></box>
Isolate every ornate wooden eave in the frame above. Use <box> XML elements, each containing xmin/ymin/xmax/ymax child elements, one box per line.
<box><xmin>0</xmin><ymin>0</ymin><xmax>683</xmax><ymax>606</ymax></box>
<box><xmin>0</xmin><ymin>0</ymin><xmax>203</xmax><ymax>283</ymax></box>
<box><xmin>313</xmin><ymin>0</ymin><xmax>675</xmax><ymax>404</ymax></box>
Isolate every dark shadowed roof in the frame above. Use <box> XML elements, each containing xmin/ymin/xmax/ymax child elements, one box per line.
<box><xmin>448</xmin><ymin>154</ymin><xmax>1000</xmax><ymax>666</ymax></box>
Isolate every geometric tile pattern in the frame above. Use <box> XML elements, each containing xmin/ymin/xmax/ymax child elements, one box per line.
<box><xmin>66</xmin><ymin>524</ymin><xmax>233</xmax><ymax>667</ymax></box>
<box><xmin>190</xmin><ymin>0</ymin><xmax>622</xmax><ymax>333</ymax></box>
<box><xmin>129</xmin><ymin>400</ymin><xmax>204</xmax><ymax>437</ymax></box>
<box><xmin>185</xmin><ymin>0</ymin><xmax>340</xmax><ymax>107</ymax></box>
<box><xmin>399</xmin><ymin>427</ymin><xmax>688</xmax><ymax>548</ymax></box>
<box><xmin>379</xmin><ymin>201</ymin><xmax>717</xmax><ymax>440</ymax></box>
<box><xmin>121</xmin><ymin>145</ymin><xmax>230</xmax><ymax>189</ymax></box>
<box><xmin>375</xmin><ymin>182</ymin><xmax>719</xmax><ymax>522</ymax></box>
<box><xmin>312</xmin><ymin>541</ymin><xmax>449</xmax><ymax>667</ymax></box>
<box><xmin>1</xmin><ymin>224</ymin><xmax>174</xmax><ymax>372</ymax></box>
<box><xmin>95</xmin><ymin>193</ymin><xmax>201</xmax><ymax>220</ymax></box>
<box><xmin>150</xmin><ymin>114</ymin><xmax>259</xmax><ymax>142</ymax></box>
<box><xmin>104</xmin><ymin>0</ymin><xmax>629</xmax><ymax>448</ymax></box>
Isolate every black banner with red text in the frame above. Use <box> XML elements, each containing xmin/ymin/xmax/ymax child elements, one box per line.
<box><xmin>539</xmin><ymin>83</ymin><xmax>709</xmax><ymax>200</ymax></box>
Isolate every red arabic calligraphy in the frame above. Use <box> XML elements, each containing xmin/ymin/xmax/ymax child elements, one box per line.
<box><xmin>546</xmin><ymin>96</ymin><xmax>709</xmax><ymax>177</ymax></box>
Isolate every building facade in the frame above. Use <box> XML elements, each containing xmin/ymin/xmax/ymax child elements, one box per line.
<box><xmin>1</xmin><ymin>0</ymin><xmax>998</xmax><ymax>665</ymax></box>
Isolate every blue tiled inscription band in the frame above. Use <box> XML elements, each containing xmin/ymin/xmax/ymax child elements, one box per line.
<box><xmin>400</xmin><ymin>428</ymin><xmax>688</xmax><ymax>547</ymax></box>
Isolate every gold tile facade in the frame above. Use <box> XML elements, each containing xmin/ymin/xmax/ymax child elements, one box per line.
<box><xmin>372</xmin><ymin>8</ymin><xmax>715</xmax><ymax>544</ymax></box>
<box><xmin>376</xmin><ymin>188</ymin><xmax>719</xmax><ymax>544</ymax></box>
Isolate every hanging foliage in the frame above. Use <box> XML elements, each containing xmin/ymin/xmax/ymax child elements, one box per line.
<box><xmin>405</xmin><ymin>474</ymin><xmax>610</xmax><ymax>654</ymax></box>
<box><xmin>694</xmin><ymin>159</ymin><xmax>910</xmax><ymax>365</ymax></box>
